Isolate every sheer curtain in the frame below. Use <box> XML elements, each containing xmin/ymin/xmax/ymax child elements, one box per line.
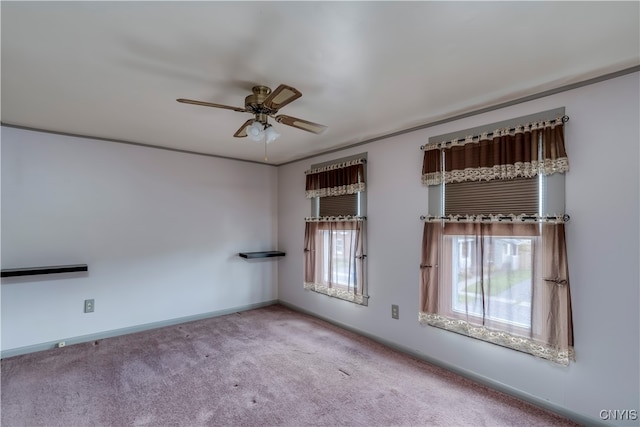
<box><xmin>420</xmin><ymin>115</ymin><xmax>574</xmax><ymax>365</ymax></box>
<box><xmin>304</xmin><ymin>218</ymin><xmax>366</xmax><ymax>304</ymax></box>
<box><xmin>420</xmin><ymin>217</ymin><xmax>573</xmax><ymax>365</ymax></box>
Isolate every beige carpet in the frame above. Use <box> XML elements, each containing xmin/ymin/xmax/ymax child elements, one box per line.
<box><xmin>1</xmin><ymin>304</ymin><xmax>578</xmax><ymax>426</ymax></box>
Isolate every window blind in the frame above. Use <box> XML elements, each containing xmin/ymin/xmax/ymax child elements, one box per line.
<box><xmin>444</xmin><ymin>177</ymin><xmax>539</xmax><ymax>216</ymax></box>
<box><xmin>319</xmin><ymin>193</ymin><xmax>358</xmax><ymax>217</ymax></box>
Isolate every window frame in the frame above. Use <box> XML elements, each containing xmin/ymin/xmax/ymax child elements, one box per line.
<box><xmin>440</xmin><ymin>232</ymin><xmax>538</xmax><ymax>337</ymax></box>
<box><xmin>421</xmin><ymin>108</ymin><xmax>573</xmax><ymax>364</ymax></box>
<box><xmin>305</xmin><ymin>153</ymin><xmax>368</xmax><ymax>305</ymax></box>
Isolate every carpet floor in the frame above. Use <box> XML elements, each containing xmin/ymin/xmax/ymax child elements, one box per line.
<box><xmin>1</xmin><ymin>304</ymin><xmax>579</xmax><ymax>426</ymax></box>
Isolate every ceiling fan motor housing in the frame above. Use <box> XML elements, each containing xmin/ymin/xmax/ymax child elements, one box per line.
<box><xmin>245</xmin><ymin>86</ymin><xmax>275</xmax><ymax>120</ymax></box>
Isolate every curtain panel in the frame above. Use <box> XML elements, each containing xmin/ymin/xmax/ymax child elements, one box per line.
<box><xmin>422</xmin><ymin>117</ymin><xmax>568</xmax><ymax>186</ymax></box>
<box><xmin>419</xmin><ymin>217</ymin><xmax>574</xmax><ymax>365</ymax></box>
<box><xmin>303</xmin><ymin>217</ymin><xmax>367</xmax><ymax>305</ymax></box>
<box><xmin>305</xmin><ymin>159</ymin><xmax>366</xmax><ymax>198</ymax></box>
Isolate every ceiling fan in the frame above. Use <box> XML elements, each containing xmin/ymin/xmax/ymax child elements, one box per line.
<box><xmin>177</xmin><ymin>84</ymin><xmax>327</xmax><ymax>144</ymax></box>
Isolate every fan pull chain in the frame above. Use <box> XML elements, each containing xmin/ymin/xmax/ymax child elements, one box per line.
<box><xmin>264</xmin><ymin>140</ymin><xmax>268</xmax><ymax>162</ymax></box>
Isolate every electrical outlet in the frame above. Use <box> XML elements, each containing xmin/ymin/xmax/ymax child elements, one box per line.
<box><xmin>57</xmin><ymin>341</ymin><xmax>66</xmax><ymax>348</ymax></box>
<box><xmin>391</xmin><ymin>304</ymin><xmax>399</xmax><ymax>319</ymax></box>
<box><xmin>84</xmin><ymin>299</ymin><xmax>95</xmax><ymax>313</ymax></box>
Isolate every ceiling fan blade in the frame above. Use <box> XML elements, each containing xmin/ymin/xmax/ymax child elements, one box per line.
<box><xmin>234</xmin><ymin>119</ymin><xmax>255</xmax><ymax>138</ymax></box>
<box><xmin>177</xmin><ymin>98</ymin><xmax>247</xmax><ymax>113</ymax></box>
<box><xmin>275</xmin><ymin>115</ymin><xmax>327</xmax><ymax>134</ymax></box>
<box><xmin>262</xmin><ymin>84</ymin><xmax>302</xmax><ymax>111</ymax></box>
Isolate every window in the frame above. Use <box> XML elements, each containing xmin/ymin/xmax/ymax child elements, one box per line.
<box><xmin>440</xmin><ymin>226</ymin><xmax>537</xmax><ymax>336</ymax></box>
<box><xmin>420</xmin><ymin>108</ymin><xmax>574</xmax><ymax>366</ymax></box>
<box><xmin>304</xmin><ymin>154</ymin><xmax>368</xmax><ymax>305</ymax></box>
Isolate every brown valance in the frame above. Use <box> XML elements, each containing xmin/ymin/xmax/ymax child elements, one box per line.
<box><xmin>305</xmin><ymin>159</ymin><xmax>366</xmax><ymax>198</ymax></box>
<box><xmin>422</xmin><ymin>117</ymin><xmax>568</xmax><ymax>185</ymax></box>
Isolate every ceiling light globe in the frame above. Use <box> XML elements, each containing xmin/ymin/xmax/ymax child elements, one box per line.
<box><xmin>247</xmin><ymin>122</ymin><xmax>264</xmax><ymax>141</ymax></box>
<box><xmin>265</xmin><ymin>126</ymin><xmax>280</xmax><ymax>144</ymax></box>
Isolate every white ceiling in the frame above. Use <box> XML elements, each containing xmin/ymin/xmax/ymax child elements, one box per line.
<box><xmin>2</xmin><ymin>2</ymin><xmax>639</xmax><ymax>165</ymax></box>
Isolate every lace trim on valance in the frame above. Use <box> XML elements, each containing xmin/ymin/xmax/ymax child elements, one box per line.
<box><xmin>419</xmin><ymin>312</ymin><xmax>574</xmax><ymax>366</ymax></box>
<box><xmin>422</xmin><ymin>116</ymin><xmax>567</xmax><ymax>151</ymax></box>
<box><xmin>304</xmin><ymin>158</ymin><xmax>366</xmax><ymax>175</ymax></box>
<box><xmin>448</xmin><ymin>161</ymin><xmax>540</xmax><ymax>182</ymax></box>
<box><xmin>422</xmin><ymin>172</ymin><xmax>442</xmax><ymax>186</ymax></box>
<box><xmin>542</xmin><ymin>158</ymin><xmax>569</xmax><ymax>175</ymax></box>
<box><xmin>421</xmin><ymin>158</ymin><xmax>568</xmax><ymax>186</ymax></box>
<box><xmin>305</xmin><ymin>215</ymin><xmax>366</xmax><ymax>223</ymax></box>
<box><xmin>305</xmin><ymin>182</ymin><xmax>365</xmax><ymax>198</ymax></box>
<box><xmin>304</xmin><ymin>282</ymin><xmax>368</xmax><ymax>306</ymax></box>
<box><xmin>420</xmin><ymin>213</ymin><xmax>569</xmax><ymax>224</ymax></box>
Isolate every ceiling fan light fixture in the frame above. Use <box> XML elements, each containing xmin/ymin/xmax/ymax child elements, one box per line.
<box><xmin>247</xmin><ymin>121</ymin><xmax>264</xmax><ymax>142</ymax></box>
<box><xmin>265</xmin><ymin>125</ymin><xmax>280</xmax><ymax>144</ymax></box>
<box><xmin>178</xmin><ymin>83</ymin><xmax>326</xmax><ymax>151</ymax></box>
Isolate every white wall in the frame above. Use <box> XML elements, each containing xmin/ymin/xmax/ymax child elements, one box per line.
<box><xmin>1</xmin><ymin>127</ymin><xmax>278</xmax><ymax>351</ymax></box>
<box><xmin>277</xmin><ymin>72</ymin><xmax>640</xmax><ymax>424</ymax></box>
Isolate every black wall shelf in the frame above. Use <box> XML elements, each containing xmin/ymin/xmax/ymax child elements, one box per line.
<box><xmin>238</xmin><ymin>251</ymin><xmax>286</xmax><ymax>259</ymax></box>
<box><xmin>1</xmin><ymin>264</ymin><xmax>88</xmax><ymax>278</ymax></box>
